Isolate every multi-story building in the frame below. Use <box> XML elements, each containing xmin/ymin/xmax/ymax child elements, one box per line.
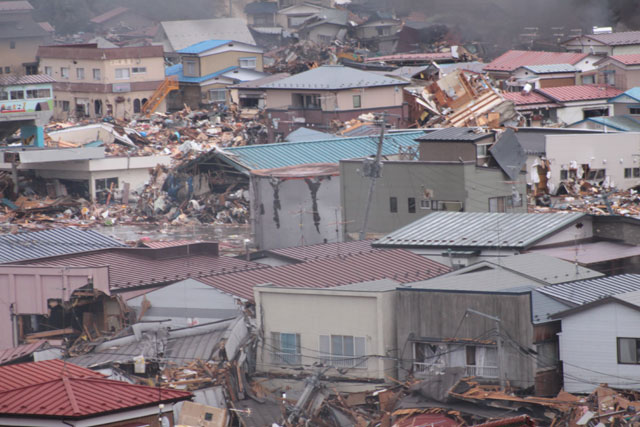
<box><xmin>37</xmin><ymin>44</ymin><xmax>166</xmax><ymax>120</ymax></box>
<box><xmin>0</xmin><ymin>1</ymin><xmax>50</xmax><ymax>76</ymax></box>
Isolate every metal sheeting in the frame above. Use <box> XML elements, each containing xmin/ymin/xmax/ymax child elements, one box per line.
<box><xmin>0</xmin><ymin>341</ymin><xmax>48</xmax><ymax>365</ymax></box>
<box><xmin>416</xmin><ymin>127</ymin><xmax>492</xmax><ymax>142</ymax></box>
<box><xmin>260</xmin><ymin>65</ymin><xmax>406</xmax><ymax>90</ymax></box>
<box><xmin>375</xmin><ymin>212</ymin><xmax>585</xmax><ymax>249</ymax></box>
<box><xmin>0</xmin><ymin>228</ymin><xmax>125</xmax><ymax>264</ymax></box>
<box><xmin>221</xmin><ymin>131</ymin><xmax>424</xmax><ymax>171</ymax></box>
<box><xmin>489</xmin><ymin>128</ymin><xmax>526</xmax><ymax>181</ymax></box>
<box><xmin>0</xmin><ymin>359</ymin><xmax>102</xmax><ymax>392</ymax></box>
<box><xmin>538</xmin><ymin>274</ymin><xmax>640</xmax><ymax>305</ymax></box>
<box><xmin>267</xmin><ymin>239</ymin><xmax>373</xmax><ymax>262</ymax></box>
<box><xmin>522</xmin><ymin>64</ymin><xmax>578</xmax><ymax>74</ymax></box>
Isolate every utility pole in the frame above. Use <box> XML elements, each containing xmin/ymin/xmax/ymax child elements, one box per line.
<box><xmin>465</xmin><ymin>308</ymin><xmax>505</xmax><ymax>392</ymax></box>
<box><xmin>359</xmin><ymin>114</ymin><xmax>386</xmax><ymax>240</ymax></box>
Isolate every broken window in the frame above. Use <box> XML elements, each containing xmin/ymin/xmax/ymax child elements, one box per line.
<box><xmin>617</xmin><ymin>338</ymin><xmax>640</xmax><ymax>364</ymax></box>
<box><xmin>319</xmin><ymin>335</ymin><xmax>366</xmax><ymax>368</ymax></box>
<box><xmin>95</xmin><ymin>177</ymin><xmax>119</xmax><ymax>203</ymax></box>
<box><xmin>413</xmin><ymin>341</ymin><xmax>498</xmax><ymax>378</ymax></box>
<box><xmin>408</xmin><ymin>197</ymin><xmax>416</xmax><ymax>213</ymax></box>
<box><xmin>389</xmin><ymin>196</ymin><xmax>397</xmax><ymax>213</ymax></box>
<box><xmin>271</xmin><ymin>332</ymin><xmax>301</xmax><ymax>365</ymax></box>
<box><xmin>587</xmin><ymin>169</ymin><xmax>606</xmax><ymax>182</ymax></box>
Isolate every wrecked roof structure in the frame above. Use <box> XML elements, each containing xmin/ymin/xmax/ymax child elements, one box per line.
<box><xmin>374</xmin><ymin>212</ymin><xmax>586</xmax><ymax>249</ymax></box>
<box><xmin>0</xmin><ymin>227</ymin><xmax>125</xmax><ymax>264</ymax></box>
<box><xmin>484</xmin><ymin>50</ymin><xmax>588</xmax><ymax>72</ymax></box>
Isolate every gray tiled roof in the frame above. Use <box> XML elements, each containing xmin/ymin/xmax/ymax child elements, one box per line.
<box><xmin>0</xmin><ymin>227</ymin><xmax>125</xmax><ymax>264</ymax></box>
<box><xmin>538</xmin><ymin>274</ymin><xmax>640</xmax><ymax>306</ymax></box>
<box><xmin>260</xmin><ymin>65</ymin><xmax>407</xmax><ymax>90</ymax></box>
<box><xmin>374</xmin><ymin>212</ymin><xmax>586</xmax><ymax>249</ymax></box>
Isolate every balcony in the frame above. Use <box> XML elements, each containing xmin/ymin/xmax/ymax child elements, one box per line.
<box><xmin>320</xmin><ymin>355</ymin><xmax>367</xmax><ymax>369</ymax></box>
<box><xmin>271</xmin><ymin>352</ymin><xmax>301</xmax><ymax>366</ymax></box>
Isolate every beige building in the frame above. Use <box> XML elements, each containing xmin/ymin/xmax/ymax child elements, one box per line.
<box><xmin>37</xmin><ymin>44</ymin><xmax>166</xmax><ymax>120</ymax></box>
<box><xmin>254</xmin><ymin>282</ymin><xmax>397</xmax><ymax>383</ymax></box>
<box><xmin>0</xmin><ymin>1</ymin><xmax>50</xmax><ymax>76</ymax></box>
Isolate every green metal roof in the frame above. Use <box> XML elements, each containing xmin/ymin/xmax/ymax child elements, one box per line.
<box><xmin>219</xmin><ymin>130</ymin><xmax>425</xmax><ymax>172</ymax></box>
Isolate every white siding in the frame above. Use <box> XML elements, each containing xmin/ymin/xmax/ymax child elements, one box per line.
<box><xmin>559</xmin><ymin>302</ymin><xmax>640</xmax><ymax>393</ymax></box>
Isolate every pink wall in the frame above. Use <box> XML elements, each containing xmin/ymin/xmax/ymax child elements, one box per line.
<box><xmin>0</xmin><ymin>266</ymin><xmax>110</xmax><ymax>348</ymax></box>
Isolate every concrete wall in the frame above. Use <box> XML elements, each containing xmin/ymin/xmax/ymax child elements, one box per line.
<box><xmin>3</xmin><ymin>36</ymin><xmax>44</xmax><ymax>75</ymax></box>
<box><xmin>558</xmin><ymin>301</ymin><xmax>640</xmax><ymax>393</ymax></box>
<box><xmin>396</xmin><ymin>289</ymin><xmax>536</xmax><ymax>388</ymax></box>
<box><xmin>545</xmin><ymin>132</ymin><xmax>640</xmax><ymax>192</ymax></box>
<box><xmin>251</xmin><ymin>172</ymin><xmax>341</xmax><ymax>250</ymax></box>
<box><xmin>255</xmin><ymin>287</ymin><xmax>397</xmax><ymax>380</ymax></box>
<box><xmin>340</xmin><ymin>160</ymin><xmax>525</xmax><ymax>238</ymax></box>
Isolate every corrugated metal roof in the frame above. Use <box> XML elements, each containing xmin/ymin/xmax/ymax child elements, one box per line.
<box><xmin>610</xmin><ymin>87</ymin><xmax>640</xmax><ymax>102</ymax></box>
<box><xmin>284</xmin><ymin>127</ymin><xmax>336</xmax><ymax>142</ymax></box>
<box><xmin>160</xmin><ymin>18</ymin><xmax>256</xmax><ymax>50</ymax></box>
<box><xmin>141</xmin><ymin>239</ymin><xmax>206</xmax><ymax>249</ymax></box>
<box><xmin>178</xmin><ymin>39</ymin><xmax>233</xmax><ymax>54</ymax></box>
<box><xmin>328</xmin><ymin>278</ymin><xmax>400</xmax><ymax>291</ymax></box>
<box><xmin>484</xmin><ymin>50</ymin><xmax>588</xmax><ymax>72</ymax></box>
<box><xmin>522</xmin><ymin>64</ymin><xmax>578</xmax><ymax>74</ymax></box>
<box><xmin>260</xmin><ymin>65</ymin><xmax>407</xmax><ymax>90</ymax></box>
<box><xmin>0</xmin><ymin>74</ymin><xmax>56</xmax><ymax>86</ymax></box>
<box><xmin>198</xmin><ymin>249</ymin><xmax>450</xmax><ymax>300</ymax></box>
<box><xmin>536</xmin><ymin>85</ymin><xmax>622</xmax><ymax>102</ymax></box>
<box><xmin>585</xmin><ymin>31</ymin><xmax>640</xmax><ymax>46</ymax></box>
<box><xmin>530</xmin><ymin>241</ymin><xmax>640</xmax><ymax>264</ymax></box>
<box><xmin>166</xmin><ymin>63</ymin><xmax>238</xmax><ymax>84</ymax></box>
<box><xmin>0</xmin><ymin>375</ymin><xmax>191</xmax><ymax>417</ymax></box>
<box><xmin>405</xmin><ymin>269</ymin><xmax>542</xmax><ymax>293</ymax></box>
<box><xmin>374</xmin><ymin>212</ymin><xmax>586</xmax><ymax>249</ymax></box>
<box><xmin>0</xmin><ymin>341</ymin><xmax>49</xmax><ymax>365</ymax></box>
<box><xmin>0</xmin><ymin>359</ymin><xmax>103</xmax><ymax>392</ymax></box>
<box><xmin>616</xmin><ymin>289</ymin><xmax>640</xmax><ymax>307</ymax></box>
<box><xmin>231</xmin><ymin>72</ymin><xmax>289</xmax><ymax>89</ymax></box>
<box><xmin>251</xmin><ymin>163</ymin><xmax>339</xmax><ymax>178</ymax></box>
<box><xmin>219</xmin><ymin>131</ymin><xmax>424</xmax><ymax>171</ymax></box>
<box><xmin>502</xmin><ymin>91</ymin><xmax>557</xmax><ymax>106</ymax></box>
<box><xmin>531</xmin><ymin>290</ymin><xmax>572</xmax><ymax>324</ymax></box>
<box><xmin>19</xmin><ymin>244</ymin><xmax>266</xmax><ymax>292</ymax></box>
<box><xmin>365</xmin><ymin>52</ymin><xmax>454</xmax><ymax>63</ymax></box>
<box><xmin>415</xmin><ymin>127</ymin><xmax>493</xmax><ymax>142</ymax></box>
<box><xmin>538</xmin><ymin>274</ymin><xmax>640</xmax><ymax>305</ymax></box>
<box><xmin>266</xmin><ymin>239</ymin><xmax>374</xmax><ymax>262</ymax></box>
<box><xmin>575</xmin><ymin>115</ymin><xmax>640</xmax><ymax>132</ymax></box>
<box><xmin>488</xmin><ymin>253</ymin><xmax>602</xmax><ymax>284</ymax></box>
<box><xmin>0</xmin><ymin>227</ymin><xmax>125</xmax><ymax>264</ymax></box>
<box><xmin>68</xmin><ymin>319</ymin><xmax>235</xmax><ymax>368</ymax></box>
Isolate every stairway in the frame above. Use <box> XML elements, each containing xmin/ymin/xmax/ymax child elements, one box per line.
<box><xmin>141</xmin><ymin>75</ymin><xmax>179</xmax><ymax>116</ymax></box>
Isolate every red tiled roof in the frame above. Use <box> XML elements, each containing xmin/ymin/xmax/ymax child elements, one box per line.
<box><xmin>198</xmin><ymin>249</ymin><xmax>451</xmax><ymax>300</ymax></box>
<box><xmin>37</xmin><ymin>21</ymin><xmax>55</xmax><ymax>32</ymax></box>
<box><xmin>502</xmin><ymin>91</ymin><xmax>555</xmax><ymax>106</ymax></box>
<box><xmin>536</xmin><ymin>84</ymin><xmax>623</xmax><ymax>102</ymax></box>
<box><xmin>267</xmin><ymin>240</ymin><xmax>374</xmax><ymax>262</ymax></box>
<box><xmin>365</xmin><ymin>52</ymin><xmax>454</xmax><ymax>63</ymax></box>
<box><xmin>90</xmin><ymin>6</ymin><xmax>129</xmax><ymax>24</ymax></box>
<box><xmin>0</xmin><ymin>74</ymin><xmax>56</xmax><ymax>86</ymax></box>
<box><xmin>0</xmin><ymin>359</ymin><xmax>102</xmax><ymax>392</ymax></box>
<box><xmin>0</xmin><ymin>340</ymin><xmax>49</xmax><ymax>365</ymax></box>
<box><xmin>484</xmin><ymin>50</ymin><xmax>588</xmax><ymax>72</ymax></box>
<box><xmin>19</xmin><ymin>244</ymin><xmax>266</xmax><ymax>291</ymax></box>
<box><xmin>0</xmin><ymin>374</ymin><xmax>191</xmax><ymax>418</ymax></box>
<box><xmin>606</xmin><ymin>54</ymin><xmax>640</xmax><ymax>66</ymax></box>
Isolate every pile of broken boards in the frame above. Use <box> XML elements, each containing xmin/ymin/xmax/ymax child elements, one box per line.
<box><xmin>264</xmin><ymin>39</ymin><xmax>368</xmax><ymax>74</ymax></box>
<box><xmin>136</xmin><ymin>164</ymin><xmax>250</xmax><ymax>225</ymax></box>
<box><xmin>537</xmin><ymin>183</ymin><xmax>640</xmax><ymax>217</ymax></box>
<box><xmin>406</xmin><ymin>69</ymin><xmax>520</xmax><ymax>128</ymax></box>
<box><xmin>274</xmin><ymin>374</ymin><xmax>640</xmax><ymax>427</ymax></box>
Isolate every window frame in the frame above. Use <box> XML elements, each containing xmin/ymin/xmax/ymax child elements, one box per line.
<box><xmin>353</xmin><ymin>94</ymin><xmax>361</xmax><ymax>108</ymax></box>
<box><xmin>270</xmin><ymin>332</ymin><xmax>302</xmax><ymax>365</ymax></box>
<box><xmin>319</xmin><ymin>334</ymin><xmax>366</xmax><ymax>369</ymax></box>
<box><xmin>238</xmin><ymin>57</ymin><xmax>257</xmax><ymax>69</ymax></box>
<box><xmin>60</xmin><ymin>67</ymin><xmax>69</xmax><ymax>79</ymax></box>
<box><xmin>76</xmin><ymin>67</ymin><xmax>85</xmax><ymax>80</ymax></box>
<box><xmin>617</xmin><ymin>337</ymin><xmax>640</xmax><ymax>364</ymax></box>
<box><xmin>389</xmin><ymin>196</ymin><xmax>397</xmax><ymax>213</ymax></box>
<box><xmin>9</xmin><ymin>90</ymin><xmax>24</xmax><ymax>100</ymax></box>
<box><xmin>93</xmin><ymin>68</ymin><xmax>101</xmax><ymax>81</ymax></box>
<box><xmin>44</xmin><ymin>66</ymin><xmax>53</xmax><ymax>76</ymax></box>
<box><xmin>208</xmin><ymin>89</ymin><xmax>226</xmax><ymax>103</ymax></box>
<box><xmin>115</xmin><ymin>68</ymin><xmax>130</xmax><ymax>80</ymax></box>
<box><xmin>408</xmin><ymin>197</ymin><xmax>416</xmax><ymax>213</ymax></box>
<box><xmin>131</xmin><ymin>67</ymin><xmax>147</xmax><ymax>74</ymax></box>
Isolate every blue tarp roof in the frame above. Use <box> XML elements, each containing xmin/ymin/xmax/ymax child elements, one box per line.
<box><xmin>166</xmin><ymin>63</ymin><xmax>239</xmax><ymax>84</ymax></box>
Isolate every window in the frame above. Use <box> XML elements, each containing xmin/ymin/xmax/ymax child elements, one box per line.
<box><xmin>0</xmin><ymin>68</ymin><xmax>3</xmax><ymax>75</ymax></box>
<box><xmin>208</xmin><ymin>89</ymin><xmax>226</xmax><ymax>103</ymax></box>
<box><xmin>0</xmin><ymin>91</ymin><xmax>7</xmax><ymax>100</ymax></box>
<box><xmin>184</xmin><ymin>60</ymin><xmax>196</xmax><ymax>76</ymax></box>
<box><xmin>93</xmin><ymin>68</ymin><xmax>101</xmax><ymax>81</ymax></box>
<box><xmin>630</xmin><ymin>107</ymin><xmax>640</xmax><ymax>115</ymax></box>
<box><xmin>319</xmin><ymin>335</ymin><xmax>366</xmax><ymax>368</ymax></box>
<box><xmin>408</xmin><ymin>197</ymin><xmax>416</xmax><ymax>213</ymax></box>
<box><xmin>625</xmin><ymin>167</ymin><xmax>640</xmax><ymax>179</ymax></box>
<box><xmin>489</xmin><ymin>196</ymin><xmax>508</xmax><ymax>212</ymax></box>
<box><xmin>317</xmin><ymin>34</ymin><xmax>332</xmax><ymax>44</ymax></box>
<box><xmin>4</xmin><ymin>66</ymin><xmax>10</xmax><ymax>74</ymax></box>
<box><xmin>61</xmin><ymin>100</ymin><xmax>70</xmax><ymax>112</ymax></box>
<box><xmin>582</xmin><ymin>74</ymin><xmax>595</xmax><ymax>84</ymax></box>
<box><xmin>618</xmin><ymin>338</ymin><xmax>640</xmax><ymax>364</ymax></box>
<box><xmin>61</xmin><ymin>67</ymin><xmax>69</xmax><ymax>78</ymax></box>
<box><xmin>271</xmin><ymin>332</ymin><xmax>301</xmax><ymax>365</ymax></box>
<box><xmin>44</xmin><ymin>66</ymin><xmax>53</xmax><ymax>76</ymax></box>
<box><xmin>587</xmin><ymin>168</ymin><xmax>606</xmax><ymax>181</ymax></box>
<box><xmin>603</xmin><ymin>69</ymin><xmax>615</xmax><ymax>86</ymax></box>
<box><xmin>131</xmin><ymin>67</ymin><xmax>146</xmax><ymax>74</ymax></box>
<box><xmin>352</xmin><ymin>94</ymin><xmax>361</xmax><ymax>108</ymax></box>
<box><xmin>26</xmin><ymin>89</ymin><xmax>50</xmax><ymax>99</ymax></box>
<box><xmin>413</xmin><ymin>342</ymin><xmax>498</xmax><ymax>378</ymax></box>
<box><xmin>390</xmin><ymin>196</ymin><xmax>397</xmax><ymax>213</ymax></box>
<box><xmin>292</xmin><ymin>93</ymin><xmax>321</xmax><ymax>109</ymax></box>
<box><xmin>95</xmin><ymin>177</ymin><xmax>119</xmax><ymax>202</ymax></box>
<box><xmin>476</xmin><ymin>143</ymin><xmax>490</xmax><ymax>159</ymax></box>
<box><xmin>115</xmin><ymin>68</ymin><xmax>130</xmax><ymax>79</ymax></box>
<box><xmin>583</xmin><ymin>108</ymin><xmax>609</xmax><ymax>119</ymax></box>
<box><xmin>76</xmin><ymin>68</ymin><xmax>85</xmax><ymax>80</ymax></box>
<box><xmin>420</xmin><ymin>199</ymin><xmax>431</xmax><ymax>209</ymax></box>
<box><xmin>239</xmin><ymin>57</ymin><xmax>256</xmax><ymax>69</ymax></box>
<box><xmin>9</xmin><ymin>41</ymin><xmax>15</xmax><ymax>49</ymax></box>
<box><xmin>25</xmin><ymin>64</ymin><xmax>37</xmax><ymax>75</ymax></box>
<box><xmin>9</xmin><ymin>90</ymin><xmax>24</xmax><ymax>100</ymax></box>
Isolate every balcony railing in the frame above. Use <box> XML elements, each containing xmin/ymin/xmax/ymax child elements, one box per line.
<box><xmin>320</xmin><ymin>355</ymin><xmax>367</xmax><ymax>369</ymax></box>
<box><xmin>271</xmin><ymin>352</ymin><xmax>301</xmax><ymax>366</ymax></box>
<box><xmin>413</xmin><ymin>362</ymin><xmax>498</xmax><ymax>378</ymax></box>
